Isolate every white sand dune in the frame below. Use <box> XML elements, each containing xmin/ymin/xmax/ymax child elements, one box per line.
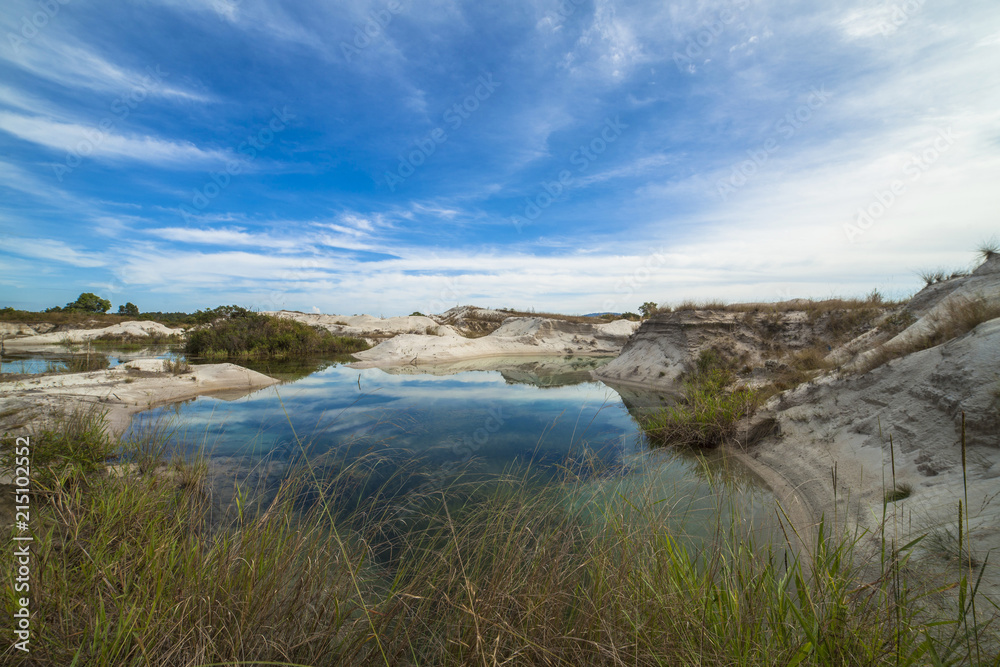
<box><xmin>350</xmin><ymin>316</ymin><xmax>640</xmax><ymax>368</ymax></box>
<box><xmin>3</xmin><ymin>321</ymin><xmax>184</xmax><ymax>352</ymax></box>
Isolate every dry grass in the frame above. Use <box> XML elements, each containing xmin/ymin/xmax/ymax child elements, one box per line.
<box><xmin>660</xmin><ymin>293</ymin><xmax>899</xmax><ymax>316</ymax></box>
<box><xmin>857</xmin><ymin>295</ymin><xmax>1000</xmax><ymax>374</ymax></box>
<box><xmin>917</xmin><ymin>269</ymin><xmax>970</xmax><ymax>286</ymax></box>
<box><xmin>0</xmin><ymin>309</ymin><xmax>196</xmax><ymax>329</ymax></box>
<box><xmin>163</xmin><ymin>358</ymin><xmax>192</xmax><ymax>374</ymax></box>
<box><xmin>456</xmin><ymin>307</ymin><xmax>603</xmax><ymax>324</ymax></box>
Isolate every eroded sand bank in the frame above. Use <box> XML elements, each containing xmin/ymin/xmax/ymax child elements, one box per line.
<box><xmin>0</xmin><ymin>359</ymin><xmax>278</xmax><ymax>434</ymax></box>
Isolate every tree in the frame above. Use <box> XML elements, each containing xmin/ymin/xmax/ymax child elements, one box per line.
<box><xmin>65</xmin><ymin>292</ymin><xmax>111</xmax><ymax>313</ymax></box>
<box><xmin>118</xmin><ymin>302</ymin><xmax>140</xmax><ymax>317</ymax></box>
<box><xmin>639</xmin><ymin>302</ymin><xmax>658</xmax><ymax>319</ymax></box>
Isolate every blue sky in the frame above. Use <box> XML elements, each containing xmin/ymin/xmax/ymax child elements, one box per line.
<box><xmin>1</xmin><ymin>0</ymin><xmax>998</xmax><ymax>316</ymax></box>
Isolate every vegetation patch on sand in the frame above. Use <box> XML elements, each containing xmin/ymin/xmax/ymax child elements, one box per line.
<box><xmin>858</xmin><ymin>294</ymin><xmax>1000</xmax><ymax>374</ymax></box>
<box><xmin>643</xmin><ymin>350</ymin><xmax>761</xmax><ymax>448</ymax></box>
<box><xmin>90</xmin><ymin>331</ymin><xmax>184</xmax><ymax>348</ymax></box>
<box><xmin>185</xmin><ymin>306</ymin><xmax>369</xmax><ymax>360</ymax></box>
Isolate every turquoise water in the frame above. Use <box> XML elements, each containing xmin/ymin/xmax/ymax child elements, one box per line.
<box><xmin>125</xmin><ymin>357</ymin><xmax>777</xmax><ymax>543</ymax></box>
<box><xmin>130</xmin><ymin>360</ymin><xmax>643</xmax><ymax>470</ymax></box>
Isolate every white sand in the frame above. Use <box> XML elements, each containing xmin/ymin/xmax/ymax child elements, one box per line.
<box><xmin>591</xmin><ymin>255</ymin><xmax>1000</xmax><ymax>590</ymax></box>
<box><xmin>3</xmin><ymin>321</ymin><xmax>184</xmax><ymax>352</ymax></box>
<box><xmin>350</xmin><ymin>316</ymin><xmax>639</xmax><ymax>368</ymax></box>
<box><xmin>0</xmin><ymin>359</ymin><xmax>278</xmax><ymax>435</ymax></box>
<box><xmin>266</xmin><ymin>310</ymin><xmax>455</xmax><ymax>340</ymax></box>
<box><xmin>740</xmin><ymin>317</ymin><xmax>1000</xmax><ymax>592</ymax></box>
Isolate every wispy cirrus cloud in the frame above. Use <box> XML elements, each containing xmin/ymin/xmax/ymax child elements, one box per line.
<box><xmin>0</xmin><ymin>112</ymin><xmax>230</xmax><ymax>168</ymax></box>
<box><xmin>3</xmin><ymin>236</ymin><xmax>107</xmax><ymax>268</ymax></box>
<box><xmin>146</xmin><ymin>226</ymin><xmax>298</xmax><ymax>248</ymax></box>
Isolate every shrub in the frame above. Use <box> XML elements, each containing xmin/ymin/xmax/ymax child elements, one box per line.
<box><xmin>164</xmin><ymin>358</ymin><xmax>192</xmax><ymax>374</ymax></box>
<box><xmin>879</xmin><ymin>310</ymin><xmax>916</xmax><ymax>335</ymax></box>
<box><xmin>643</xmin><ymin>353</ymin><xmax>760</xmax><ymax>448</ymax></box>
<box><xmin>185</xmin><ymin>310</ymin><xmax>369</xmax><ymax>360</ymax></box>
<box><xmin>92</xmin><ymin>332</ymin><xmax>183</xmax><ymax>348</ymax></box>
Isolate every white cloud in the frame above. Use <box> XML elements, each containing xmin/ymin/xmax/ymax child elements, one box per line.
<box><xmin>3</xmin><ymin>40</ymin><xmax>210</xmax><ymax>102</ymax></box>
<box><xmin>147</xmin><ymin>227</ymin><xmax>296</xmax><ymax>248</ymax></box>
<box><xmin>3</xmin><ymin>237</ymin><xmax>107</xmax><ymax>268</ymax></box>
<box><xmin>563</xmin><ymin>0</ymin><xmax>648</xmax><ymax>81</ymax></box>
<box><xmin>0</xmin><ymin>112</ymin><xmax>229</xmax><ymax>167</ymax></box>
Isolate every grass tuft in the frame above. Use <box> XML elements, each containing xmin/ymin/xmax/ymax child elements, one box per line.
<box><xmin>163</xmin><ymin>357</ymin><xmax>191</xmax><ymax>374</ymax></box>
<box><xmin>884</xmin><ymin>483</ymin><xmax>913</xmax><ymax>503</ymax></box>
<box><xmin>978</xmin><ymin>237</ymin><xmax>999</xmax><ymax>263</ymax></box>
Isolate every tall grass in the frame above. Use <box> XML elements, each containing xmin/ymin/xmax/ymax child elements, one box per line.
<box><xmin>1</xmin><ymin>408</ymin><xmax>993</xmax><ymax>665</ymax></box>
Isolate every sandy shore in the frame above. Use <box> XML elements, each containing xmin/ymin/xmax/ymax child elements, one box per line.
<box><xmin>0</xmin><ymin>358</ymin><xmax>279</xmax><ymax>435</ymax></box>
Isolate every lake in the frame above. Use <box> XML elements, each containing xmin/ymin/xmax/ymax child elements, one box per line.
<box><xmin>126</xmin><ymin>355</ymin><xmax>778</xmax><ymax>545</ymax></box>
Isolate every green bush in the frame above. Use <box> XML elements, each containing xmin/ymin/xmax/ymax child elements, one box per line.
<box><xmin>643</xmin><ymin>351</ymin><xmax>759</xmax><ymax>448</ymax></box>
<box><xmin>185</xmin><ymin>310</ymin><xmax>369</xmax><ymax>360</ymax></box>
